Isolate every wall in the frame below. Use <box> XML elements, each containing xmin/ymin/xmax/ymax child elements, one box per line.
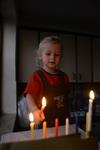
<box><xmin>1</xmin><ymin>19</ymin><xmax>16</xmax><ymax>114</ymax></box>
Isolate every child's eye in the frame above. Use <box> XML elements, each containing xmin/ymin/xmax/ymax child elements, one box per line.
<box><xmin>46</xmin><ymin>53</ymin><xmax>51</xmax><ymax>56</ymax></box>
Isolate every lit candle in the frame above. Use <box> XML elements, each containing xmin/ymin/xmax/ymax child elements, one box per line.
<box><xmin>43</xmin><ymin>121</ymin><xmax>47</xmax><ymax>138</ymax></box>
<box><xmin>55</xmin><ymin>118</ymin><xmax>59</xmax><ymax>137</ymax></box>
<box><xmin>65</xmin><ymin>118</ymin><xmax>69</xmax><ymax>135</ymax></box>
<box><xmin>29</xmin><ymin>112</ymin><xmax>34</xmax><ymax>138</ymax></box>
<box><xmin>88</xmin><ymin>90</ymin><xmax>95</xmax><ymax>132</ymax></box>
<box><xmin>41</xmin><ymin>97</ymin><xmax>46</xmax><ymax>111</ymax></box>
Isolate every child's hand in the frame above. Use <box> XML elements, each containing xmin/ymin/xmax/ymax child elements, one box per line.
<box><xmin>33</xmin><ymin>110</ymin><xmax>45</xmax><ymax>125</ymax></box>
<box><xmin>40</xmin><ymin>110</ymin><xmax>45</xmax><ymax>120</ymax></box>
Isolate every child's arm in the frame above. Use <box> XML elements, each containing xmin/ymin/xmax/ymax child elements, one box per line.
<box><xmin>26</xmin><ymin>93</ymin><xmax>45</xmax><ymax>124</ymax></box>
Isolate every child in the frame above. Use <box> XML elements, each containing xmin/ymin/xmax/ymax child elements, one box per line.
<box><xmin>24</xmin><ymin>36</ymin><xmax>70</xmax><ymax>127</ymax></box>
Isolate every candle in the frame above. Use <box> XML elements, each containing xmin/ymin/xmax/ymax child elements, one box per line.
<box><xmin>43</xmin><ymin>121</ymin><xmax>47</xmax><ymax>138</ymax></box>
<box><xmin>29</xmin><ymin>113</ymin><xmax>34</xmax><ymax>138</ymax></box>
<box><xmin>75</xmin><ymin>112</ymin><xmax>78</xmax><ymax>133</ymax></box>
<box><xmin>65</xmin><ymin>118</ymin><xmax>69</xmax><ymax>135</ymax></box>
<box><xmin>88</xmin><ymin>90</ymin><xmax>95</xmax><ymax>132</ymax></box>
<box><xmin>55</xmin><ymin>118</ymin><xmax>59</xmax><ymax>137</ymax></box>
<box><xmin>41</xmin><ymin>97</ymin><xmax>46</xmax><ymax>111</ymax></box>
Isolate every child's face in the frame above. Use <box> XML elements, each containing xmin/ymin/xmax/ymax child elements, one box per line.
<box><xmin>41</xmin><ymin>43</ymin><xmax>61</xmax><ymax>72</ymax></box>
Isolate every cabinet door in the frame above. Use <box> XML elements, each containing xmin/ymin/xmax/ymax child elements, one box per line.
<box><xmin>60</xmin><ymin>34</ymin><xmax>76</xmax><ymax>82</ymax></box>
<box><xmin>40</xmin><ymin>31</ymin><xmax>58</xmax><ymax>41</ymax></box>
<box><xmin>18</xmin><ymin>30</ymin><xmax>38</xmax><ymax>82</ymax></box>
<box><xmin>77</xmin><ymin>36</ymin><xmax>91</xmax><ymax>82</ymax></box>
<box><xmin>93</xmin><ymin>38</ymin><xmax>100</xmax><ymax>82</ymax></box>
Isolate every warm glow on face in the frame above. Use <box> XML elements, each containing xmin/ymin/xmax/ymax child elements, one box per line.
<box><xmin>29</xmin><ymin>113</ymin><xmax>34</xmax><ymax>122</ymax></box>
<box><xmin>42</xmin><ymin>97</ymin><xmax>46</xmax><ymax>108</ymax></box>
<box><xmin>89</xmin><ymin>90</ymin><xmax>95</xmax><ymax>100</ymax></box>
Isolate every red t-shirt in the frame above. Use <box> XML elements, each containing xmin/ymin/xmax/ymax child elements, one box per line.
<box><xmin>24</xmin><ymin>68</ymin><xmax>69</xmax><ymax>107</ymax></box>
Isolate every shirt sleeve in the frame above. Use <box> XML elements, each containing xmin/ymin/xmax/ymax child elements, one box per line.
<box><xmin>24</xmin><ymin>71</ymin><xmax>44</xmax><ymax>106</ymax></box>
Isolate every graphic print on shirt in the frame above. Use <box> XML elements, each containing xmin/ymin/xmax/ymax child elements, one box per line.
<box><xmin>54</xmin><ymin>95</ymin><xmax>64</xmax><ymax>108</ymax></box>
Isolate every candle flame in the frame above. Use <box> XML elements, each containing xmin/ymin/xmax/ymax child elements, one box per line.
<box><xmin>42</xmin><ymin>97</ymin><xmax>46</xmax><ymax>109</ymax></box>
<box><xmin>89</xmin><ymin>90</ymin><xmax>95</xmax><ymax>100</ymax></box>
<box><xmin>29</xmin><ymin>113</ymin><xmax>34</xmax><ymax>122</ymax></box>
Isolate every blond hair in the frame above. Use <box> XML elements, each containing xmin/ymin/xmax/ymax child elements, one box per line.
<box><xmin>36</xmin><ymin>36</ymin><xmax>62</xmax><ymax>67</ymax></box>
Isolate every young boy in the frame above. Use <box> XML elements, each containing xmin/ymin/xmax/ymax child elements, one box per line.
<box><xmin>24</xmin><ymin>36</ymin><xmax>69</xmax><ymax>127</ymax></box>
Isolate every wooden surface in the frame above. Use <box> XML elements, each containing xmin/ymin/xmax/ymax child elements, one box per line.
<box><xmin>0</xmin><ymin>135</ymin><xmax>98</xmax><ymax>150</ymax></box>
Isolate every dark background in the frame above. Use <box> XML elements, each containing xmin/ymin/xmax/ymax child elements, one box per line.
<box><xmin>1</xmin><ymin>0</ymin><xmax>100</xmax><ymax>36</ymax></box>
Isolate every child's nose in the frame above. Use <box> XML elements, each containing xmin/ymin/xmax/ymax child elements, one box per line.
<box><xmin>50</xmin><ymin>54</ymin><xmax>55</xmax><ymax>60</ymax></box>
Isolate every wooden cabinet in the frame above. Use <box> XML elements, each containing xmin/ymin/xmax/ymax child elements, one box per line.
<box><xmin>77</xmin><ymin>36</ymin><xmax>91</xmax><ymax>82</ymax></box>
<box><xmin>93</xmin><ymin>37</ymin><xmax>100</xmax><ymax>82</ymax></box>
<box><xmin>18</xmin><ymin>30</ymin><xmax>38</xmax><ymax>82</ymax></box>
<box><xmin>40</xmin><ymin>31</ymin><xmax>58</xmax><ymax>40</ymax></box>
<box><xmin>60</xmin><ymin>34</ymin><xmax>92</xmax><ymax>83</ymax></box>
<box><xmin>60</xmin><ymin>34</ymin><xmax>76</xmax><ymax>82</ymax></box>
